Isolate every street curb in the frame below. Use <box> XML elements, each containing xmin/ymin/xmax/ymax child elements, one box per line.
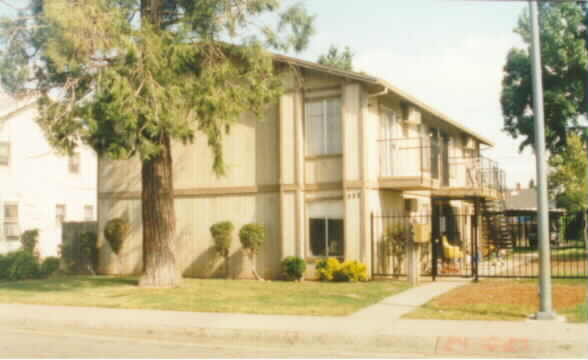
<box><xmin>6</xmin><ymin>317</ymin><xmax>587</xmax><ymax>358</ymax></box>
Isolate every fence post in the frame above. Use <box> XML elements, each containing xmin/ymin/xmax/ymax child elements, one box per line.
<box><xmin>370</xmin><ymin>212</ymin><xmax>375</xmax><ymax>280</ymax></box>
<box><xmin>407</xmin><ymin>228</ymin><xmax>420</xmax><ymax>286</ymax></box>
<box><xmin>473</xmin><ymin>200</ymin><xmax>480</xmax><ymax>282</ymax></box>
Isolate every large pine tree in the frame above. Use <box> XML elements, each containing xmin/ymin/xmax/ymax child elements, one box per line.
<box><xmin>0</xmin><ymin>0</ymin><xmax>315</xmax><ymax>287</ymax></box>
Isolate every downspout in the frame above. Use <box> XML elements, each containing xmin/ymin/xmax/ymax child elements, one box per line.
<box><xmin>364</xmin><ymin>85</ymin><xmax>387</xmax><ymax>278</ymax></box>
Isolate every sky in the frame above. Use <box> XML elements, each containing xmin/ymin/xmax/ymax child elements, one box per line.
<box><xmin>0</xmin><ymin>0</ymin><xmax>537</xmax><ymax>188</ymax></box>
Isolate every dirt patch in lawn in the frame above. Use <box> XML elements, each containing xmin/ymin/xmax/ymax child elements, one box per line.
<box><xmin>405</xmin><ymin>279</ymin><xmax>588</xmax><ymax>322</ymax></box>
<box><xmin>434</xmin><ymin>280</ymin><xmax>586</xmax><ymax>309</ymax></box>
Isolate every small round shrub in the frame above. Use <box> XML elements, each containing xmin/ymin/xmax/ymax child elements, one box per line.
<box><xmin>239</xmin><ymin>223</ymin><xmax>265</xmax><ymax>253</ymax></box>
<box><xmin>210</xmin><ymin>221</ymin><xmax>234</xmax><ymax>257</ymax></box>
<box><xmin>315</xmin><ymin>257</ymin><xmax>341</xmax><ymax>281</ymax></box>
<box><xmin>9</xmin><ymin>251</ymin><xmax>40</xmax><ymax>280</ymax></box>
<box><xmin>281</xmin><ymin>256</ymin><xmax>306</xmax><ymax>281</ymax></box>
<box><xmin>104</xmin><ymin>217</ymin><xmax>129</xmax><ymax>255</ymax></box>
<box><xmin>40</xmin><ymin>257</ymin><xmax>61</xmax><ymax>278</ymax></box>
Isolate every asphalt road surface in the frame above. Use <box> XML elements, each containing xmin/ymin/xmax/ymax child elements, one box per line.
<box><xmin>0</xmin><ymin>327</ymin><xmax>489</xmax><ymax>359</ymax></box>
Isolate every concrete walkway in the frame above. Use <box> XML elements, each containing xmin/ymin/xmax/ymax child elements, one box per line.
<box><xmin>0</xmin><ymin>280</ymin><xmax>586</xmax><ymax>358</ymax></box>
<box><xmin>351</xmin><ymin>279</ymin><xmax>467</xmax><ymax>320</ymax></box>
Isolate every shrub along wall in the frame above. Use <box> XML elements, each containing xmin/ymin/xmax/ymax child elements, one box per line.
<box><xmin>0</xmin><ymin>251</ymin><xmax>60</xmax><ymax>281</ymax></box>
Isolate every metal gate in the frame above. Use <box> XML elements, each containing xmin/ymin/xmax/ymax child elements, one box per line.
<box><xmin>371</xmin><ymin>211</ymin><xmax>587</xmax><ymax>280</ymax></box>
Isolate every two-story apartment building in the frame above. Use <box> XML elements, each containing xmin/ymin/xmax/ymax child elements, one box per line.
<box><xmin>0</xmin><ymin>94</ymin><xmax>97</xmax><ymax>257</ymax></box>
<box><xmin>97</xmin><ymin>55</ymin><xmax>505</xmax><ymax>279</ymax></box>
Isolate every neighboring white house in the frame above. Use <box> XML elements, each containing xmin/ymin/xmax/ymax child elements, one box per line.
<box><xmin>0</xmin><ymin>93</ymin><xmax>97</xmax><ymax>257</ymax></box>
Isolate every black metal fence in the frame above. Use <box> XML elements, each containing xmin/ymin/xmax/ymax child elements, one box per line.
<box><xmin>371</xmin><ymin>210</ymin><xmax>587</xmax><ymax>280</ymax></box>
<box><xmin>371</xmin><ymin>211</ymin><xmax>433</xmax><ymax>278</ymax></box>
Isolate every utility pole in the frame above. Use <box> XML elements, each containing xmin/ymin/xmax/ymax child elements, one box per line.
<box><xmin>528</xmin><ymin>0</ymin><xmax>558</xmax><ymax>321</ymax></box>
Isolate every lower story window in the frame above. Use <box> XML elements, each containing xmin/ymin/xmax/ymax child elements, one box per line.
<box><xmin>308</xmin><ymin>201</ymin><xmax>344</xmax><ymax>258</ymax></box>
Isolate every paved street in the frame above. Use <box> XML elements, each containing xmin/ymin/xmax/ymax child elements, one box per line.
<box><xmin>0</xmin><ymin>327</ymin><xmax>473</xmax><ymax>359</ymax></box>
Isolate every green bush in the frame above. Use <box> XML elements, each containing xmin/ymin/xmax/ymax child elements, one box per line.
<box><xmin>80</xmin><ymin>231</ymin><xmax>98</xmax><ymax>272</ymax></box>
<box><xmin>239</xmin><ymin>223</ymin><xmax>265</xmax><ymax>253</ymax></box>
<box><xmin>21</xmin><ymin>229</ymin><xmax>39</xmax><ymax>254</ymax></box>
<box><xmin>0</xmin><ymin>253</ymin><xmax>17</xmax><ymax>280</ymax></box>
<box><xmin>281</xmin><ymin>256</ymin><xmax>306</xmax><ymax>281</ymax></box>
<box><xmin>210</xmin><ymin>221</ymin><xmax>234</xmax><ymax>257</ymax></box>
<box><xmin>104</xmin><ymin>217</ymin><xmax>129</xmax><ymax>255</ymax></box>
<box><xmin>39</xmin><ymin>257</ymin><xmax>61</xmax><ymax>278</ymax></box>
<box><xmin>8</xmin><ymin>251</ymin><xmax>40</xmax><ymax>280</ymax></box>
<box><xmin>60</xmin><ymin>231</ymin><xmax>98</xmax><ymax>274</ymax></box>
<box><xmin>334</xmin><ymin>260</ymin><xmax>368</xmax><ymax>282</ymax></box>
<box><xmin>316</xmin><ymin>257</ymin><xmax>341</xmax><ymax>281</ymax></box>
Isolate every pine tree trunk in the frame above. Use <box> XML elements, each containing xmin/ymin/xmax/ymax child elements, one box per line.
<box><xmin>139</xmin><ymin>134</ymin><xmax>180</xmax><ymax>287</ymax></box>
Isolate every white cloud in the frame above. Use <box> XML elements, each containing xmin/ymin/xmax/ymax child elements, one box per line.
<box><xmin>355</xmin><ymin>34</ymin><xmax>535</xmax><ymax>188</ymax></box>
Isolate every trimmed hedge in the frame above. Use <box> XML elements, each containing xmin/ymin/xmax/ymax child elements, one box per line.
<box><xmin>239</xmin><ymin>223</ymin><xmax>265</xmax><ymax>253</ymax></box>
<box><xmin>104</xmin><ymin>217</ymin><xmax>129</xmax><ymax>255</ymax></box>
<box><xmin>8</xmin><ymin>251</ymin><xmax>40</xmax><ymax>280</ymax></box>
<box><xmin>39</xmin><ymin>257</ymin><xmax>61</xmax><ymax>278</ymax></box>
<box><xmin>210</xmin><ymin>221</ymin><xmax>234</xmax><ymax>257</ymax></box>
<box><xmin>0</xmin><ymin>251</ymin><xmax>60</xmax><ymax>281</ymax></box>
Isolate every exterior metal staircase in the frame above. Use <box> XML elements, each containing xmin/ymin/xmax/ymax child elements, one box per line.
<box><xmin>481</xmin><ymin>199</ymin><xmax>513</xmax><ymax>252</ymax></box>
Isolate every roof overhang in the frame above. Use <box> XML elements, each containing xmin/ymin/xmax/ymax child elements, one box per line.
<box><xmin>273</xmin><ymin>53</ymin><xmax>494</xmax><ymax>147</ymax></box>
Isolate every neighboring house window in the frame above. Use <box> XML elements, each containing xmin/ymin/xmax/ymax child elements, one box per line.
<box><xmin>0</xmin><ymin>142</ymin><xmax>10</xmax><ymax>166</ymax></box>
<box><xmin>84</xmin><ymin>205</ymin><xmax>94</xmax><ymax>221</ymax></box>
<box><xmin>3</xmin><ymin>204</ymin><xmax>19</xmax><ymax>240</ymax></box>
<box><xmin>305</xmin><ymin>98</ymin><xmax>342</xmax><ymax>156</ymax></box>
<box><xmin>56</xmin><ymin>204</ymin><xmax>66</xmax><ymax>224</ymax></box>
<box><xmin>69</xmin><ymin>152</ymin><xmax>80</xmax><ymax>173</ymax></box>
<box><xmin>308</xmin><ymin>201</ymin><xmax>344</xmax><ymax>258</ymax></box>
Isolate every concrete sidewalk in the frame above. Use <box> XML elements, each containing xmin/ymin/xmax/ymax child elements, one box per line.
<box><xmin>1</xmin><ymin>279</ymin><xmax>586</xmax><ymax>358</ymax></box>
<box><xmin>351</xmin><ymin>279</ymin><xmax>467</xmax><ymax>320</ymax></box>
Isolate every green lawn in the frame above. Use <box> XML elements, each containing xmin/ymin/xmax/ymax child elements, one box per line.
<box><xmin>404</xmin><ymin>279</ymin><xmax>587</xmax><ymax>323</ymax></box>
<box><xmin>0</xmin><ymin>276</ymin><xmax>410</xmax><ymax>316</ymax></box>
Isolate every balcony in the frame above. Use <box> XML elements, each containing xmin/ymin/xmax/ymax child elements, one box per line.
<box><xmin>378</xmin><ymin>137</ymin><xmax>506</xmax><ymax>198</ymax></box>
<box><xmin>433</xmin><ymin>156</ymin><xmax>506</xmax><ymax>199</ymax></box>
<box><xmin>378</xmin><ymin>137</ymin><xmax>440</xmax><ymax>190</ymax></box>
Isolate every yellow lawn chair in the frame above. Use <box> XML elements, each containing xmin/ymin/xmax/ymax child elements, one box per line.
<box><xmin>442</xmin><ymin>236</ymin><xmax>464</xmax><ymax>259</ymax></box>
<box><xmin>441</xmin><ymin>236</ymin><xmax>464</xmax><ymax>273</ymax></box>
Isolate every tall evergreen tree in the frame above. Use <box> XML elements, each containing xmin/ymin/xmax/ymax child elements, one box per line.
<box><xmin>0</xmin><ymin>0</ymin><xmax>315</xmax><ymax>287</ymax></box>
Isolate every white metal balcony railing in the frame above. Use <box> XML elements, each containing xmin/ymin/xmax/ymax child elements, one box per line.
<box><xmin>378</xmin><ymin>137</ymin><xmax>506</xmax><ymax>193</ymax></box>
<box><xmin>448</xmin><ymin>156</ymin><xmax>506</xmax><ymax>193</ymax></box>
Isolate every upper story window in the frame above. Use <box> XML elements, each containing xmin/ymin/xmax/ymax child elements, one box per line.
<box><xmin>305</xmin><ymin>98</ymin><xmax>342</xmax><ymax>156</ymax></box>
<box><xmin>56</xmin><ymin>204</ymin><xmax>66</xmax><ymax>224</ymax></box>
<box><xmin>69</xmin><ymin>152</ymin><xmax>80</xmax><ymax>173</ymax></box>
<box><xmin>84</xmin><ymin>205</ymin><xmax>94</xmax><ymax>221</ymax></box>
<box><xmin>0</xmin><ymin>142</ymin><xmax>10</xmax><ymax>166</ymax></box>
<box><xmin>3</xmin><ymin>204</ymin><xmax>19</xmax><ymax>240</ymax></box>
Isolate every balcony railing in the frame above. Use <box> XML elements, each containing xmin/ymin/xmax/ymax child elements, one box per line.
<box><xmin>378</xmin><ymin>137</ymin><xmax>506</xmax><ymax>195</ymax></box>
<box><xmin>447</xmin><ymin>156</ymin><xmax>506</xmax><ymax>194</ymax></box>
<box><xmin>378</xmin><ymin>137</ymin><xmax>439</xmax><ymax>187</ymax></box>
